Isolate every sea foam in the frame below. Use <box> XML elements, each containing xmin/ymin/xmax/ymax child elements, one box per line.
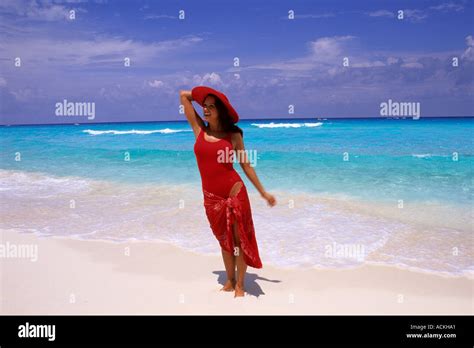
<box><xmin>251</xmin><ymin>122</ymin><xmax>323</xmax><ymax>128</ymax></box>
<box><xmin>83</xmin><ymin>128</ymin><xmax>191</xmax><ymax>135</ymax></box>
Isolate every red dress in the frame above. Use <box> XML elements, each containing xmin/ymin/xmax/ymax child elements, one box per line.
<box><xmin>194</xmin><ymin>127</ymin><xmax>263</xmax><ymax>268</ymax></box>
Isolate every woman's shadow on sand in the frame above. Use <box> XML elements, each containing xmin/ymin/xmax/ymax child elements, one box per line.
<box><xmin>212</xmin><ymin>271</ymin><xmax>281</xmax><ymax>297</ymax></box>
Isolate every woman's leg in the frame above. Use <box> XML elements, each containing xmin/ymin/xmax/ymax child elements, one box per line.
<box><xmin>227</xmin><ymin>181</ymin><xmax>247</xmax><ymax>297</ymax></box>
<box><xmin>220</xmin><ymin>248</ymin><xmax>236</xmax><ymax>291</ymax></box>
<box><xmin>233</xmin><ymin>221</ymin><xmax>247</xmax><ymax>297</ymax></box>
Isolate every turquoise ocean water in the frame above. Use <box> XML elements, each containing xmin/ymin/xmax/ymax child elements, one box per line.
<box><xmin>1</xmin><ymin>118</ymin><xmax>473</xmax><ymax>276</ymax></box>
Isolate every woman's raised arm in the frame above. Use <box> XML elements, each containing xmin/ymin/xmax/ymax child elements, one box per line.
<box><xmin>179</xmin><ymin>90</ymin><xmax>205</xmax><ymax>138</ymax></box>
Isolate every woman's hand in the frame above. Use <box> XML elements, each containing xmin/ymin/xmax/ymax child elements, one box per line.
<box><xmin>179</xmin><ymin>90</ymin><xmax>193</xmax><ymax>101</ymax></box>
<box><xmin>261</xmin><ymin>191</ymin><xmax>276</xmax><ymax>207</ymax></box>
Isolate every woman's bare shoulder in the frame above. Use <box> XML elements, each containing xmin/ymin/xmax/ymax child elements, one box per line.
<box><xmin>230</xmin><ymin>132</ymin><xmax>243</xmax><ymax>149</ymax></box>
<box><xmin>230</xmin><ymin>131</ymin><xmax>242</xmax><ymax>140</ymax></box>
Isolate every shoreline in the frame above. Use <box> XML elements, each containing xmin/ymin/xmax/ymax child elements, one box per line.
<box><xmin>4</xmin><ymin>229</ymin><xmax>473</xmax><ymax>280</ymax></box>
<box><xmin>2</xmin><ymin>229</ymin><xmax>473</xmax><ymax>315</ymax></box>
<box><xmin>1</xmin><ymin>168</ymin><xmax>472</xmax><ymax>276</ymax></box>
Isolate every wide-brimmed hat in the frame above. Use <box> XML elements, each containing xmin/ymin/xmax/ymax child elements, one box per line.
<box><xmin>191</xmin><ymin>86</ymin><xmax>239</xmax><ymax>123</ymax></box>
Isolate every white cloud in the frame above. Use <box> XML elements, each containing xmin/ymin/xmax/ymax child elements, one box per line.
<box><xmin>0</xmin><ymin>0</ymin><xmax>86</xmax><ymax>21</ymax></box>
<box><xmin>403</xmin><ymin>9</ymin><xmax>428</xmax><ymax>22</ymax></box>
<box><xmin>429</xmin><ymin>2</ymin><xmax>464</xmax><ymax>12</ymax></box>
<box><xmin>367</xmin><ymin>2</ymin><xmax>464</xmax><ymax>23</ymax></box>
<box><xmin>401</xmin><ymin>62</ymin><xmax>424</xmax><ymax>68</ymax></box>
<box><xmin>231</xmin><ymin>33</ymin><xmax>473</xmax><ymax>94</ymax></box>
<box><xmin>461</xmin><ymin>35</ymin><xmax>474</xmax><ymax>61</ymax></box>
<box><xmin>0</xmin><ymin>77</ymin><xmax>6</xmax><ymax>86</ymax></box>
<box><xmin>0</xmin><ymin>35</ymin><xmax>203</xmax><ymax>67</ymax></box>
<box><xmin>148</xmin><ymin>80</ymin><xmax>164</xmax><ymax>88</ymax></box>
<box><xmin>352</xmin><ymin>61</ymin><xmax>386</xmax><ymax>68</ymax></box>
<box><xmin>242</xmin><ymin>36</ymin><xmax>356</xmax><ymax>72</ymax></box>
<box><xmin>145</xmin><ymin>14</ymin><xmax>176</xmax><ymax>20</ymax></box>
<box><xmin>11</xmin><ymin>88</ymin><xmax>35</xmax><ymax>102</ymax></box>
<box><xmin>192</xmin><ymin>72</ymin><xmax>223</xmax><ymax>86</ymax></box>
<box><xmin>387</xmin><ymin>57</ymin><xmax>400</xmax><ymax>65</ymax></box>
<box><xmin>309</xmin><ymin>36</ymin><xmax>355</xmax><ymax>61</ymax></box>
<box><xmin>368</xmin><ymin>10</ymin><xmax>394</xmax><ymax>18</ymax></box>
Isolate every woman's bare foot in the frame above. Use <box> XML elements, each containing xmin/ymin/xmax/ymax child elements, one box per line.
<box><xmin>234</xmin><ymin>283</ymin><xmax>245</xmax><ymax>297</ymax></box>
<box><xmin>220</xmin><ymin>279</ymin><xmax>235</xmax><ymax>292</ymax></box>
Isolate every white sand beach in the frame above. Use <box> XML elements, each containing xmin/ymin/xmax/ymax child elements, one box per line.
<box><xmin>1</xmin><ymin>229</ymin><xmax>472</xmax><ymax>315</ymax></box>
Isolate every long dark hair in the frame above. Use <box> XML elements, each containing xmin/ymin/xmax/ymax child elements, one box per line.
<box><xmin>208</xmin><ymin>94</ymin><xmax>243</xmax><ymax>137</ymax></box>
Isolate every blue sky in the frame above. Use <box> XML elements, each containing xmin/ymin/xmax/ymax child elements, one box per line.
<box><xmin>0</xmin><ymin>0</ymin><xmax>473</xmax><ymax>125</ymax></box>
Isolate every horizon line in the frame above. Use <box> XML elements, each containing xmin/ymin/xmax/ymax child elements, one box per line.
<box><xmin>1</xmin><ymin>115</ymin><xmax>473</xmax><ymax>127</ymax></box>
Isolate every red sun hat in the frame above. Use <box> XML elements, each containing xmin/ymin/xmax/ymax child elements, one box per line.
<box><xmin>192</xmin><ymin>86</ymin><xmax>239</xmax><ymax>123</ymax></box>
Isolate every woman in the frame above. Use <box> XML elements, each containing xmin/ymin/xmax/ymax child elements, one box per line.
<box><xmin>180</xmin><ymin>86</ymin><xmax>276</xmax><ymax>297</ymax></box>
